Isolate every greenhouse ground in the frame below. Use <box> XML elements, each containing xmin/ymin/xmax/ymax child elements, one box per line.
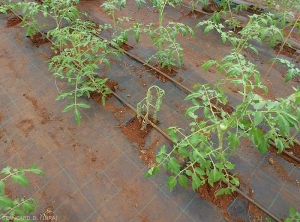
<box><xmin>0</xmin><ymin>0</ymin><xmax>300</xmax><ymax>221</ymax></box>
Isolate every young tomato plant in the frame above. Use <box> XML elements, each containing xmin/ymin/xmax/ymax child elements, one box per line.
<box><xmin>146</xmin><ymin>12</ymin><xmax>300</xmax><ymax>193</ymax></box>
<box><xmin>0</xmin><ymin>164</ymin><xmax>44</xmax><ymax>221</ymax></box>
<box><xmin>101</xmin><ymin>0</ymin><xmax>127</xmax><ymax>31</ymax></box>
<box><xmin>49</xmin><ymin>20</ymin><xmax>120</xmax><ymax>125</ymax></box>
<box><xmin>137</xmin><ymin>85</ymin><xmax>165</xmax><ymax>130</ymax></box>
<box><xmin>121</xmin><ymin>0</ymin><xmax>194</xmax><ymax>70</ymax></box>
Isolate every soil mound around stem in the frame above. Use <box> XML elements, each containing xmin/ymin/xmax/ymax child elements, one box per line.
<box><xmin>6</xmin><ymin>16</ymin><xmax>22</xmax><ymax>27</ymax></box>
<box><xmin>269</xmin><ymin>143</ymin><xmax>300</xmax><ymax>167</ymax></box>
<box><xmin>274</xmin><ymin>43</ymin><xmax>296</xmax><ymax>58</ymax></box>
<box><xmin>119</xmin><ymin>42</ymin><xmax>134</xmax><ymax>51</ymax></box>
<box><xmin>27</xmin><ymin>32</ymin><xmax>50</xmax><ymax>48</ymax></box>
<box><xmin>90</xmin><ymin>78</ymin><xmax>119</xmax><ymax>104</ymax></box>
<box><xmin>197</xmin><ymin>182</ymin><xmax>238</xmax><ymax>209</ymax></box>
<box><xmin>120</xmin><ymin>115</ymin><xmax>155</xmax><ymax>148</ymax></box>
<box><xmin>146</xmin><ymin>65</ymin><xmax>177</xmax><ymax>83</ymax></box>
<box><xmin>139</xmin><ymin>138</ymin><xmax>160</xmax><ymax>168</ymax></box>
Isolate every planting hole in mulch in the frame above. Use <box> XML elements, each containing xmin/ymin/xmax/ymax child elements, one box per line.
<box><xmin>229</xmin><ymin>26</ymin><xmax>243</xmax><ymax>34</ymax></box>
<box><xmin>210</xmin><ymin>98</ymin><xmax>234</xmax><ymax>116</ymax></box>
<box><xmin>6</xmin><ymin>16</ymin><xmax>22</xmax><ymax>27</ymax></box>
<box><xmin>119</xmin><ymin>42</ymin><xmax>134</xmax><ymax>51</ymax></box>
<box><xmin>90</xmin><ymin>78</ymin><xmax>119</xmax><ymax>105</ymax></box>
<box><xmin>187</xmin><ymin>10</ymin><xmax>206</xmax><ymax>19</ymax></box>
<box><xmin>120</xmin><ymin>115</ymin><xmax>156</xmax><ymax>148</ymax></box>
<box><xmin>245</xmin><ymin>5</ymin><xmax>263</xmax><ymax>14</ymax></box>
<box><xmin>274</xmin><ymin>43</ymin><xmax>296</xmax><ymax>57</ymax></box>
<box><xmin>27</xmin><ymin>32</ymin><xmax>50</xmax><ymax>48</ymax></box>
<box><xmin>269</xmin><ymin>143</ymin><xmax>300</xmax><ymax>167</ymax></box>
<box><xmin>146</xmin><ymin>65</ymin><xmax>177</xmax><ymax>83</ymax></box>
<box><xmin>139</xmin><ymin>138</ymin><xmax>160</xmax><ymax>168</ymax></box>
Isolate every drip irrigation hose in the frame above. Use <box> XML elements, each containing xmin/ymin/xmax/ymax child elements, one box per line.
<box><xmin>107</xmin><ymin>87</ymin><xmax>282</xmax><ymax>222</ymax></box>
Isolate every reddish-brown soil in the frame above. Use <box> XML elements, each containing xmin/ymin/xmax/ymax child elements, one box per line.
<box><xmin>230</xmin><ymin>26</ymin><xmax>243</xmax><ymax>34</ymax></box>
<box><xmin>246</xmin><ymin>5</ymin><xmax>263</xmax><ymax>14</ymax></box>
<box><xmin>247</xmin><ymin>188</ymin><xmax>264</xmax><ymax>221</ymax></box>
<box><xmin>23</xmin><ymin>94</ymin><xmax>52</xmax><ymax>124</ymax></box>
<box><xmin>27</xmin><ymin>32</ymin><xmax>50</xmax><ymax>48</ymax></box>
<box><xmin>187</xmin><ymin>10</ymin><xmax>206</xmax><ymax>19</ymax></box>
<box><xmin>119</xmin><ymin>116</ymin><xmax>155</xmax><ymax>147</ymax></box>
<box><xmin>266</xmin><ymin>157</ymin><xmax>294</xmax><ymax>183</ymax></box>
<box><xmin>6</xmin><ymin>15</ymin><xmax>22</xmax><ymax>27</ymax></box>
<box><xmin>177</xmin><ymin>76</ymin><xmax>183</xmax><ymax>83</ymax></box>
<box><xmin>210</xmin><ymin>98</ymin><xmax>234</xmax><ymax>116</ymax></box>
<box><xmin>274</xmin><ymin>43</ymin><xmax>296</xmax><ymax>57</ymax></box>
<box><xmin>197</xmin><ymin>181</ymin><xmax>247</xmax><ymax>222</ymax></box>
<box><xmin>269</xmin><ymin>143</ymin><xmax>300</xmax><ymax>167</ymax></box>
<box><xmin>119</xmin><ymin>42</ymin><xmax>134</xmax><ymax>51</ymax></box>
<box><xmin>16</xmin><ymin>119</ymin><xmax>34</xmax><ymax>135</ymax></box>
<box><xmin>139</xmin><ymin>138</ymin><xmax>160</xmax><ymax>168</ymax></box>
<box><xmin>38</xmin><ymin>205</ymin><xmax>55</xmax><ymax>221</ymax></box>
<box><xmin>198</xmin><ymin>182</ymin><xmax>238</xmax><ymax>209</ymax></box>
<box><xmin>146</xmin><ymin>65</ymin><xmax>177</xmax><ymax>83</ymax></box>
<box><xmin>90</xmin><ymin>78</ymin><xmax>119</xmax><ymax>104</ymax></box>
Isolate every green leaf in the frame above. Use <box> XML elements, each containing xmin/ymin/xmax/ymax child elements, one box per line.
<box><xmin>168</xmin><ymin>157</ymin><xmax>180</xmax><ymax>174</ymax></box>
<box><xmin>178</xmin><ymin>175</ymin><xmax>188</xmax><ymax>188</ymax></box>
<box><xmin>202</xmin><ymin>60</ymin><xmax>215</xmax><ymax>71</ymax></box>
<box><xmin>192</xmin><ymin>173</ymin><xmax>202</xmax><ymax>190</ymax></box>
<box><xmin>204</xmin><ymin>24</ymin><xmax>214</xmax><ymax>34</ymax></box>
<box><xmin>11</xmin><ymin>173</ymin><xmax>29</xmax><ymax>187</ymax></box>
<box><xmin>166</xmin><ymin>176</ymin><xmax>177</xmax><ymax>192</ymax></box>
<box><xmin>208</xmin><ymin>168</ymin><xmax>222</xmax><ymax>186</ymax></box>
<box><xmin>22</xmin><ymin>201</ymin><xmax>36</xmax><ymax>213</ymax></box>
<box><xmin>275</xmin><ymin>138</ymin><xmax>284</xmax><ymax>153</ymax></box>
<box><xmin>216</xmin><ymin>187</ymin><xmax>230</xmax><ymax>196</ymax></box>
<box><xmin>0</xmin><ymin>195</ymin><xmax>13</xmax><ymax>210</ymax></box>
<box><xmin>1</xmin><ymin>166</ymin><xmax>11</xmax><ymax>175</ymax></box>
<box><xmin>77</xmin><ymin>102</ymin><xmax>90</xmax><ymax>109</ymax></box>
<box><xmin>0</xmin><ymin>180</ymin><xmax>4</xmax><ymax>195</ymax></box>
<box><xmin>253</xmin><ymin>101</ymin><xmax>266</xmax><ymax>110</ymax></box>
<box><xmin>28</xmin><ymin>164</ymin><xmax>44</xmax><ymax>176</ymax></box>
<box><xmin>63</xmin><ymin>103</ymin><xmax>74</xmax><ymax>112</ymax></box>
<box><xmin>167</xmin><ymin>128</ymin><xmax>178</xmax><ymax>142</ymax></box>
<box><xmin>253</xmin><ymin>112</ymin><xmax>264</xmax><ymax>126</ymax></box>
<box><xmin>276</xmin><ymin>114</ymin><xmax>290</xmax><ymax>135</ymax></box>
<box><xmin>285</xmin><ymin>69</ymin><xmax>294</xmax><ymax>82</ymax></box>
<box><xmin>227</xmin><ymin>133</ymin><xmax>240</xmax><ymax>150</ymax></box>
<box><xmin>74</xmin><ymin>108</ymin><xmax>81</xmax><ymax>126</ymax></box>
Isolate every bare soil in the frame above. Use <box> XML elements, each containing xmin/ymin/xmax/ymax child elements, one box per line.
<box><xmin>187</xmin><ymin>10</ymin><xmax>206</xmax><ymax>19</ymax></box>
<box><xmin>6</xmin><ymin>16</ymin><xmax>22</xmax><ymax>27</ymax></box>
<box><xmin>198</xmin><ymin>182</ymin><xmax>238</xmax><ymax>209</ymax></box>
<box><xmin>27</xmin><ymin>32</ymin><xmax>50</xmax><ymax>48</ymax></box>
<box><xmin>266</xmin><ymin>157</ymin><xmax>294</xmax><ymax>183</ymax></box>
<box><xmin>146</xmin><ymin>65</ymin><xmax>177</xmax><ymax>83</ymax></box>
<box><xmin>210</xmin><ymin>98</ymin><xmax>234</xmax><ymax>116</ymax></box>
<box><xmin>139</xmin><ymin>138</ymin><xmax>160</xmax><ymax>168</ymax></box>
<box><xmin>274</xmin><ymin>43</ymin><xmax>296</xmax><ymax>57</ymax></box>
<box><xmin>119</xmin><ymin>116</ymin><xmax>155</xmax><ymax>148</ymax></box>
<box><xmin>119</xmin><ymin>42</ymin><xmax>134</xmax><ymax>51</ymax></box>
<box><xmin>246</xmin><ymin>5</ymin><xmax>263</xmax><ymax>14</ymax></box>
<box><xmin>90</xmin><ymin>78</ymin><xmax>119</xmax><ymax>104</ymax></box>
<box><xmin>269</xmin><ymin>143</ymin><xmax>300</xmax><ymax>167</ymax></box>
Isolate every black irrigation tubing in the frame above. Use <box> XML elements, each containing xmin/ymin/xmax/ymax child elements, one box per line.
<box><xmin>93</xmin><ymin>32</ymin><xmax>300</xmax><ymax>165</ymax></box>
<box><xmin>107</xmin><ymin>87</ymin><xmax>283</xmax><ymax>222</ymax></box>
<box><xmin>0</xmin><ymin>5</ymin><xmax>291</xmax><ymax>221</ymax></box>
